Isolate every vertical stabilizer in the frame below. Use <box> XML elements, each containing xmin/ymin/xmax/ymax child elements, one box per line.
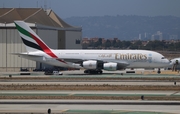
<box><xmin>14</xmin><ymin>21</ymin><xmax>51</xmax><ymax>53</ymax></box>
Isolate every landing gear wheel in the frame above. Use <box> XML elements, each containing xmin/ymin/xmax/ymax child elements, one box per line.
<box><xmin>99</xmin><ymin>71</ymin><xmax>103</xmax><ymax>74</ymax></box>
<box><xmin>97</xmin><ymin>70</ymin><xmax>102</xmax><ymax>74</ymax></box>
<box><xmin>157</xmin><ymin>68</ymin><xmax>161</xmax><ymax>74</ymax></box>
<box><xmin>84</xmin><ymin>69</ymin><xmax>103</xmax><ymax>74</ymax></box>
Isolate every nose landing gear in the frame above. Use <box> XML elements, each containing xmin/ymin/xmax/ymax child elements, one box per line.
<box><xmin>157</xmin><ymin>68</ymin><xmax>161</xmax><ymax>74</ymax></box>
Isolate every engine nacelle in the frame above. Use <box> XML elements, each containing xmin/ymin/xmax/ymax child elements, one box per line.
<box><xmin>103</xmin><ymin>62</ymin><xmax>117</xmax><ymax>71</ymax></box>
<box><xmin>170</xmin><ymin>58</ymin><xmax>180</xmax><ymax>65</ymax></box>
<box><xmin>82</xmin><ymin>60</ymin><xmax>97</xmax><ymax>69</ymax></box>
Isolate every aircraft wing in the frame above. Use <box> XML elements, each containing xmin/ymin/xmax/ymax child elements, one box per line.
<box><xmin>61</xmin><ymin>58</ymin><xmax>130</xmax><ymax>69</ymax></box>
<box><xmin>60</xmin><ymin>58</ymin><xmax>83</xmax><ymax>63</ymax></box>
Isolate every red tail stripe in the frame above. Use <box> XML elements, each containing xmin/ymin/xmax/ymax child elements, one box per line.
<box><xmin>30</xmin><ymin>33</ymin><xmax>66</xmax><ymax>64</ymax></box>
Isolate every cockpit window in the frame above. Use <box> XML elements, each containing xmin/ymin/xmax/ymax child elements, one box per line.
<box><xmin>161</xmin><ymin>57</ymin><xmax>165</xmax><ymax>59</ymax></box>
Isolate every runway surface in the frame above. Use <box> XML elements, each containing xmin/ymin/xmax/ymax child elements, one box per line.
<box><xmin>1</xmin><ymin>90</ymin><xmax>180</xmax><ymax>96</ymax></box>
<box><xmin>0</xmin><ymin>81</ymin><xmax>179</xmax><ymax>85</ymax></box>
<box><xmin>0</xmin><ymin>70</ymin><xmax>180</xmax><ymax>113</ymax></box>
<box><xmin>1</xmin><ymin>70</ymin><xmax>180</xmax><ymax>78</ymax></box>
<box><xmin>0</xmin><ymin>100</ymin><xmax>179</xmax><ymax>113</ymax></box>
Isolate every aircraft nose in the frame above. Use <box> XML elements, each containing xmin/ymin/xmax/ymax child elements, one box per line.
<box><xmin>166</xmin><ymin>59</ymin><xmax>170</xmax><ymax>63</ymax></box>
<box><xmin>162</xmin><ymin>59</ymin><xmax>170</xmax><ymax>64</ymax></box>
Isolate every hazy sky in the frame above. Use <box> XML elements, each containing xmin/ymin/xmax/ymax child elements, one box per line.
<box><xmin>1</xmin><ymin>0</ymin><xmax>180</xmax><ymax>18</ymax></box>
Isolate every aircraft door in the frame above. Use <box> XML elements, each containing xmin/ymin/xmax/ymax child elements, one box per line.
<box><xmin>80</xmin><ymin>51</ymin><xmax>84</xmax><ymax>60</ymax></box>
<box><xmin>147</xmin><ymin>55</ymin><xmax>153</xmax><ymax>67</ymax></box>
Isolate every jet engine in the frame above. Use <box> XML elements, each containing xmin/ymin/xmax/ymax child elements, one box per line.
<box><xmin>103</xmin><ymin>62</ymin><xmax>118</xmax><ymax>71</ymax></box>
<box><xmin>170</xmin><ymin>58</ymin><xmax>180</xmax><ymax>71</ymax></box>
<box><xmin>170</xmin><ymin>58</ymin><xmax>180</xmax><ymax>65</ymax></box>
<box><xmin>82</xmin><ymin>60</ymin><xmax>97</xmax><ymax>69</ymax></box>
<box><xmin>82</xmin><ymin>61</ymin><xmax>119</xmax><ymax>71</ymax></box>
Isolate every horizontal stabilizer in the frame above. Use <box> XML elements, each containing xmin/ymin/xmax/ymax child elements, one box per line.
<box><xmin>11</xmin><ymin>53</ymin><xmax>44</xmax><ymax>62</ymax></box>
<box><xmin>11</xmin><ymin>53</ymin><xmax>43</xmax><ymax>57</ymax></box>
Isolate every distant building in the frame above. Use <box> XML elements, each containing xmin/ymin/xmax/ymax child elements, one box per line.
<box><xmin>0</xmin><ymin>8</ymin><xmax>82</xmax><ymax>71</ymax></box>
<box><xmin>138</xmin><ymin>34</ymin><xmax>141</xmax><ymax>40</ymax></box>
<box><xmin>90</xmin><ymin>37</ymin><xmax>99</xmax><ymax>42</ymax></box>
<box><xmin>170</xmin><ymin>35</ymin><xmax>178</xmax><ymax>40</ymax></box>
<box><xmin>151</xmin><ymin>31</ymin><xmax>163</xmax><ymax>41</ymax></box>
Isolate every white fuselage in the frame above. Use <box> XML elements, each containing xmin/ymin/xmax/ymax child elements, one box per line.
<box><xmin>14</xmin><ymin>21</ymin><xmax>170</xmax><ymax>72</ymax></box>
<box><xmin>22</xmin><ymin>49</ymin><xmax>170</xmax><ymax>70</ymax></box>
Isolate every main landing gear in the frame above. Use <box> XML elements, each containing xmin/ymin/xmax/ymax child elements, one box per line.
<box><xmin>84</xmin><ymin>69</ymin><xmax>103</xmax><ymax>74</ymax></box>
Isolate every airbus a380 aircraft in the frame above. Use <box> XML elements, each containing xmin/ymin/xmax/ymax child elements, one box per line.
<box><xmin>14</xmin><ymin>21</ymin><xmax>170</xmax><ymax>74</ymax></box>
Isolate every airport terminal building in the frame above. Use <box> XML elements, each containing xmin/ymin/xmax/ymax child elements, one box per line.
<box><xmin>0</xmin><ymin>8</ymin><xmax>82</xmax><ymax>71</ymax></box>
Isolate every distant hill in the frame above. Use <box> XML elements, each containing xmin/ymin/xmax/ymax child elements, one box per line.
<box><xmin>64</xmin><ymin>15</ymin><xmax>180</xmax><ymax>40</ymax></box>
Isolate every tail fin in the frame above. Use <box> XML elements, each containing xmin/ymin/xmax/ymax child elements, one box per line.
<box><xmin>14</xmin><ymin>21</ymin><xmax>51</xmax><ymax>53</ymax></box>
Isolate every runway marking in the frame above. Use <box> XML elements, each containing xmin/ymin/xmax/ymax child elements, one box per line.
<box><xmin>60</xmin><ymin>109</ymin><xmax>69</xmax><ymax>113</ymax></box>
<box><xmin>69</xmin><ymin>93</ymin><xmax>75</xmax><ymax>96</ymax></box>
<box><xmin>169</xmin><ymin>91</ymin><xmax>180</xmax><ymax>96</ymax></box>
<box><xmin>111</xmin><ymin>110</ymin><xmax>131</xmax><ymax>113</ymax></box>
